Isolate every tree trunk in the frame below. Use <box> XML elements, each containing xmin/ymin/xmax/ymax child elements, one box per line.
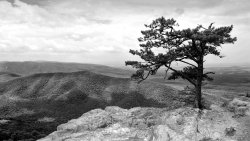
<box><xmin>196</xmin><ymin>58</ymin><xmax>203</xmax><ymax>109</ymax></box>
<box><xmin>195</xmin><ymin>80</ymin><xmax>202</xmax><ymax>109</ymax></box>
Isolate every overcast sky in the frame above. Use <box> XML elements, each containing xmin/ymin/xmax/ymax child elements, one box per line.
<box><xmin>0</xmin><ymin>0</ymin><xmax>249</xmax><ymax>67</ymax></box>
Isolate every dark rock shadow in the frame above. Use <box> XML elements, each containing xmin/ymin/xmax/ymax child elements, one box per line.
<box><xmin>0</xmin><ymin>89</ymin><xmax>178</xmax><ymax>140</ymax></box>
<box><xmin>109</xmin><ymin>91</ymin><xmax>167</xmax><ymax>109</ymax></box>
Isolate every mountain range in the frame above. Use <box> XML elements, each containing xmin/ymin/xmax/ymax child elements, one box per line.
<box><xmin>0</xmin><ymin>61</ymin><xmax>249</xmax><ymax>140</ymax></box>
<box><xmin>0</xmin><ymin>62</ymin><xmax>189</xmax><ymax>140</ymax></box>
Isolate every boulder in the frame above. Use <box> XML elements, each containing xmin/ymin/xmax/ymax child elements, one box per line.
<box><xmin>57</xmin><ymin>109</ymin><xmax>112</xmax><ymax>132</ymax></box>
<box><xmin>228</xmin><ymin>98</ymin><xmax>250</xmax><ymax>117</ymax></box>
<box><xmin>151</xmin><ymin>125</ymin><xmax>190</xmax><ymax>141</ymax></box>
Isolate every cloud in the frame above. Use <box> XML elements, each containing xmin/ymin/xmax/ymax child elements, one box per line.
<box><xmin>175</xmin><ymin>8</ymin><xmax>184</xmax><ymax>15</ymax></box>
<box><xmin>0</xmin><ymin>0</ymin><xmax>125</xmax><ymax>54</ymax></box>
<box><xmin>0</xmin><ymin>0</ymin><xmax>249</xmax><ymax>66</ymax></box>
<box><xmin>119</xmin><ymin>0</ymin><xmax>224</xmax><ymax>8</ymax></box>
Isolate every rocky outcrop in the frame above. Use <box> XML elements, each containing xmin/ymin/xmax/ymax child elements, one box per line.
<box><xmin>227</xmin><ymin>98</ymin><xmax>250</xmax><ymax>117</ymax></box>
<box><xmin>39</xmin><ymin>105</ymin><xmax>241</xmax><ymax>141</ymax></box>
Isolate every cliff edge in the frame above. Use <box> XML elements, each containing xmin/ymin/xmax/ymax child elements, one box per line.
<box><xmin>38</xmin><ymin>101</ymin><xmax>250</xmax><ymax>141</ymax></box>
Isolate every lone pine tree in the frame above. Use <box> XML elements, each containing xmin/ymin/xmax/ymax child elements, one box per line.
<box><xmin>126</xmin><ymin>17</ymin><xmax>237</xmax><ymax>109</ymax></box>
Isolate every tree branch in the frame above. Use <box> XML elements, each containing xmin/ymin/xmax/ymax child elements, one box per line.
<box><xmin>164</xmin><ymin>63</ymin><xmax>171</xmax><ymax>79</ymax></box>
<box><xmin>204</xmin><ymin>72</ymin><xmax>215</xmax><ymax>75</ymax></box>
<box><xmin>165</xmin><ymin>65</ymin><xmax>196</xmax><ymax>86</ymax></box>
<box><xmin>138</xmin><ymin>70</ymin><xmax>151</xmax><ymax>83</ymax></box>
<box><xmin>183</xmin><ymin>47</ymin><xmax>198</xmax><ymax>63</ymax></box>
<box><xmin>176</xmin><ymin>60</ymin><xmax>197</xmax><ymax>68</ymax></box>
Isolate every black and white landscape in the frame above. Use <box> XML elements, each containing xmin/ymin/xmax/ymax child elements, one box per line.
<box><xmin>0</xmin><ymin>0</ymin><xmax>250</xmax><ymax>141</ymax></box>
<box><xmin>0</xmin><ymin>62</ymin><xmax>249</xmax><ymax>140</ymax></box>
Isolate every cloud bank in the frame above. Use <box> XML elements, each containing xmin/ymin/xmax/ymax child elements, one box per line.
<box><xmin>0</xmin><ymin>0</ymin><xmax>249</xmax><ymax>66</ymax></box>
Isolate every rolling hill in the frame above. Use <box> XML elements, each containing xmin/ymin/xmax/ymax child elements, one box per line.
<box><xmin>0</xmin><ymin>72</ymin><xmax>21</xmax><ymax>82</ymax></box>
<box><xmin>0</xmin><ymin>61</ymin><xmax>132</xmax><ymax>78</ymax></box>
<box><xmin>0</xmin><ymin>71</ymin><xmax>183</xmax><ymax>118</ymax></box>
<box><xmin>0</xmin><ymin>71</ymin><xmax>189</xmax><ymax>140</ymax></box>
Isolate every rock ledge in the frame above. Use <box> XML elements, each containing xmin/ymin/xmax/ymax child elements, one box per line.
<box><xmin>39</xmin><ymin>105</ymin><xmax>239</xmax><ymax>141</ymax></box>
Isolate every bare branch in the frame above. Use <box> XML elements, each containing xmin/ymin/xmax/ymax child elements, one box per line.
<box><xmin>177</xmin><ymin>60</ymin><xmax>197</xmax><ymax>68</ymax></box>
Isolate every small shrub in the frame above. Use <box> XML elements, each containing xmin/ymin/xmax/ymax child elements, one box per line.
<box><xmin>201</xmin><ymin>98</ymin><xmax>212</xmax><ymax>110</ymax></box>
<box><xmin>246</xmin><ymin>92</ymin><xmax>250</xmax><ymax>98</ymax></box>
<box><xmin>179</xmin><ymin>87</ymin><xmax>196</xmax><ymax>106</ymax></box>
<box><xmin>225</xmin><ymin>127</ymin><xmax>236</xmax><ymax>136</ymax></box>
<box><xmin>221</xmin><ymin>101</ymin><xmax>229</xmax><ymax>107</ymax></box>
<box><xmin>233</xmin><ymin>107</ymin><xmax>248</xmax><ymax>118</ymax></box>
<box><xmin>227</xmin><ymin>104</ymin><xmax>235</xmax><ymax>113</ymax></box>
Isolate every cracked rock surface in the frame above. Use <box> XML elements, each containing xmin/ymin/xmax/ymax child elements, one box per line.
<box><xmin>39</xmin><ymin>104</ymin><xmax>243</xmax><ymax>141</ymax></box>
